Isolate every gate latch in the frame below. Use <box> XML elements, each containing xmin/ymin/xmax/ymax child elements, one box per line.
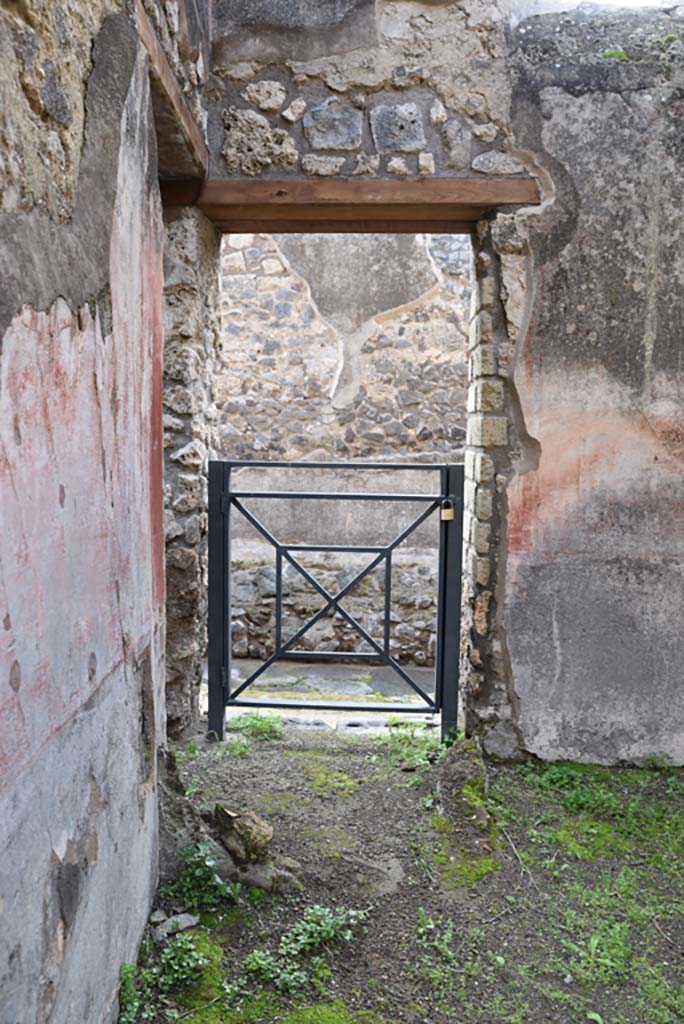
<box><xmin>440</xmin><ymin>499</ymin><xmax>455</xmax><ymax>522</ymax></box>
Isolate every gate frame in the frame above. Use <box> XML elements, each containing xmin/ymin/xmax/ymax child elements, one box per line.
<box><xmin>208</xmin><ymin>460</ymin><xmax>464</xmax><ymax>740</ymax></box>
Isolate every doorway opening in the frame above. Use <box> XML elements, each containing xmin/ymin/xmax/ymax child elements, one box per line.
<box><xmin>208</xmin><ymin>231</ymin><xmax>474</xmax><ymax>738</ymax></box>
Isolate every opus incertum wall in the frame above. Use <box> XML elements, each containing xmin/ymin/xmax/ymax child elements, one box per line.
<box><xmin>195</xmin><ymin>0</ymin><xmax>684</xmax><ymax>765</ymax></box>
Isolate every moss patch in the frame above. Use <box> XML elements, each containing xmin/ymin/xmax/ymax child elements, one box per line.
<box><xmin>429</xmin><ymin>813</ymin><xmax>500</xmax><ymax>890</ymax></box>
<box><xmin>175</xmin><ymin>932</ymin><xmax>226</xmax><ymax>1022</ymax></box>
<box><xmin>291</xmin><ymin>751</ymin><xmax>360</xmax><ymax>798</ymax></box>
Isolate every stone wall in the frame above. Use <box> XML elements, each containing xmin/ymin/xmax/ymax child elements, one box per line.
<box><xmin>0</xmin><ymin>7</ymin><xmax>175</xmax><ymax>1022</ymax></box>
<box><xmin>218</xmin><ymin>232</ymin><xmax>472</xmax><ymax>459</ymax></box>
<box><xmin>163</xmin><ymin>209</ymin><xmax>221</xmax><ymax>737</ymax></box>
<box><xmin>209</xmin><ymin>1</ymin><xmax>517</xmax><ymax>181</ymax></box>
<box><xmin>233</xmin><ymin>548</ymin><xmax>438</xmax><ymax>667</ymax></box>
<box><xmin>204</xmin><ymin>0</ymin><xmax>684</xmax><ymax>765</ymax></box>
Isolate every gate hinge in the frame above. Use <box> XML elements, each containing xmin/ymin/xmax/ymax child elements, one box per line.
<box><xmin>220</xmin><ymin>493</ymin><xmax>230</xmax><ymax>514</ymax></box>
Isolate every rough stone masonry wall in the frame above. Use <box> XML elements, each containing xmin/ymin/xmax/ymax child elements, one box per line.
<box><xmin>206</xmin><ymin>0</ymin><xmax>684</xmax><ymax>765</ymax></box>
<box><xmin>209</xmin><ymin>1</ymin><xmax>520</xmax><ymax>181</ymax></box>
<box><xmin>218</xmin><ymin>232</ymin><xmax>472</xmax><ymax>459</ymax></box>
<box><xmin>0</xmin><ymin>7</ymin><xmax>171</xmax><ymax>1022</ymax></box>
<box><xmin>163</xmin><ymin>208</ymin><xmax>221</xmax><ymax>737</ymax></box>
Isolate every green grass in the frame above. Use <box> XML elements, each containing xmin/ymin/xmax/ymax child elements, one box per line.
<box><xmin>226</xmin><ymin>713</ymin><xmax>284</xmax><ymax>741</ymax></box>
<box><xmin>385</xmin><ymin>719</ymin><xmax>445</xmax><ymax>774</ymax></box>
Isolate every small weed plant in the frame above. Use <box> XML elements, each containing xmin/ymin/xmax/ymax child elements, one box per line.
<box><xmin>163</xmin><ymin>843</ymin><xmax>237</xmax><ymax>913</ymax></box>
<box><xmin>386</xmin><ymin>719</ymin><xmax>445</xmax><ymax>774</ymax></box>
<box><xmin>226</xmin><ymin>712</ymin><xmax>284</xmax><ymax>742</ymax></box>
<box><xmin>118</xmin><ymin>933</ymin><xmax>209</xmax><ymax>1023</ymax></box>
<box><xmin>230</xmin><ymin>904</ymin><xmax>368</xmax><ymax>1000</ymax></box>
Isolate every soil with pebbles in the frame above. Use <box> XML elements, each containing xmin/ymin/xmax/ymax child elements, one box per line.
<box><xmin>172</xmin><ymin>723</ymin><xmax>684</xmax><ymax>1024</ymax></box>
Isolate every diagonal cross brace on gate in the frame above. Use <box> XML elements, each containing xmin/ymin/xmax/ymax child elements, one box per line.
<box><xmin>207</xmin><ymin>460</ymin><xmax>464</xmax><ymax>740</ymax></box>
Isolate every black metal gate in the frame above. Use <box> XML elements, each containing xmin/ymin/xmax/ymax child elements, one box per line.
<box><xmin>207</xmin><ymin>460</ymin><xmax>464</xmax><ymax>740</ymax></box>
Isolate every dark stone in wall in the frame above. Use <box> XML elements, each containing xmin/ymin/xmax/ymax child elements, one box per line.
<box><xmin>212</xmin><ymin>0</ymin><xmax>377</xmax><ymax>65</ymax></box>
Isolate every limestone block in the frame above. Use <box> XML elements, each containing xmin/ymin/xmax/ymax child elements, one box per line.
<box><xmin>477</xmin><ymin>275</ymin><xmax>496</xmax><ymax>311</ymax></box>
<box><xmin>491</xmin><ymin>216</ymin><xmax>528</xmax><ymax>256</ymax></box>
<box><xmin>475</xmin><ymin>487</ymin><xmax>493</xmax><ymax>521</ymax></box>
<box><xmin>471</xmin><ymin>518</ymin><xmax>490</xmax><ymax>555</ymax></box>
<box><xmin>153</xmin><ymin>914</ymin><xmax>199</xmax><ymax>944</ymax></box>
<box><xmin>282</xmin><ymin>98</ymin><xmax>307</xmax><ymax>123</ymax></box>
<box><xmin>352</xmin><ymin>153</ymin><xmax>380</xmax><ymax>175</ymax></box>
<box><xmin>418</xmin><ymin>151</ymin><xmax>435</xmax><ymax>175</ymax></box>
<box><xmin>473</xmin><ymin>122</ymin><xmax>499</xmax><ymax>143</ymax></box>
<box><xmin>228</xmin><ymin>234</ymin><xmax>255</xmax><ymax>249</ymax></box>
<box><xmin>468</xmin><ymin>379</ymin><xmax>504</xmax><ymax>413</ymax></box>
<box><xmin>370</xmin><ymin>103</ymin><xmax>426</xmax><ymax>153</ymax></box>
<box><xmin>243</xmin><ymin>80</ymin><xmax>287</xmax><ymax>111</ymax></box>
<box><xmin>472</xmin><ymin>151</ymin><xmax>525</xmax><ymax>175</ymax></box>
<box><xmin>468</xmin><ymin>310</ymin><xmax>494</xmax><ymax>350</ymax></box>
<box><xmin>221</xmin><ymin>107</ymin><xmax>297</xmax><ymax>175</ymax></box>
<box><xmin>429</xmin><ymin>99</ymin><xmax>447</xmax><ymax>125</ymax></box>
<box><xmin>444</xmin><ymin>120</ymin><xmax>472</xmax><ymax>170</ymax></box>
<box><xmin>470</xmin><ymin>344</ymin><xmax>497</xmax><ymax>378</ymax></box>
<box><xmin>500</xmin><ymin>254</ymin><xmax>528</xmax><ymax>337</ymax></box>
<box><xmin>387</xmin><ymin>156</ymin><xmax>409</xmax><ymax>175</ymax></box>
<box><xmin>474</xmin><ymin>591</ymin><xmax>491</xmax><ymax>636</ymax></box>
<box><xmin>223</xmin><ymin>250</ymin><xmax>246</xmax><ymax>273</ymax></box>
<box><xmin>214</xmin><ymin>806</ymin><xmax>273</xmax><ymax>864</ymax></box>
<box><xmin>475</xmin><ymin>453</ymin><xmax>495</xmax><ymax>483</ymax></box>
<box><xmin>303</xmin><ymin>98</ymin><xmax>363</xmax><ymax>151</ymax></box>
<box><xmin>302</xmin><ymin>154</ymin><xmax>346</xmax><ymax>176</ymax></box>
<box><xmin>170</xmin><ymin>439</ymin><xmax>207</xmax><ymax>466</ymax></box>
<box><xmin>467</xmin><ymin>414</ymin><xmax>508</xmax><ymax>448</ymax></box>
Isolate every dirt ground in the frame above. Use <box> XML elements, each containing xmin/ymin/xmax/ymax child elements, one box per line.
<box><xmin>138</xmin><ymin>719</ymin><xmax>684</xmax><ymax>1024</ymax></box>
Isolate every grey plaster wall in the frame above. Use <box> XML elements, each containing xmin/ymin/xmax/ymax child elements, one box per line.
<box><xmin>501</xmin><ymin>6</ymin><xmax>684</xmax><ymax>764</ymax></box>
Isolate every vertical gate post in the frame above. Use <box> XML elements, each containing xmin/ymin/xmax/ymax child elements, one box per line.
<box><xmin>207</xmin><ymin>461</ymin><xmax>230</xmax><ymax>740</ymax></box>
<box><xmin>438</xmin><ymin>464</ymin><xmax>464</xmax><ymax>741</ymax></box>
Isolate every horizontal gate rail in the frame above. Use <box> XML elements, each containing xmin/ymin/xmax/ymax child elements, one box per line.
<box><xmin>208</xmin><ymin>460</ymin><xmax>464</xmax><ymax>740</ymax></box>
<box><xmin>229</xmin><ymin>490</ymin><xmax>443</xmax><ymax>502</ymax></box>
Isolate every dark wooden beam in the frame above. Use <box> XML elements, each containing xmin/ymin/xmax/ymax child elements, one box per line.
<box><xmin>198</xmin><ymin>177</ymin><xmax>540</xmax><ymax>208</ymax></box>
<box><xmin>192</xmin><ymin>177</ymin><xmax>540</xmax><ymax>233</ymax></box>
<box><xmin>136</xmin><ymin>0</ymin><xmax>208</xmax><ymax>181</ymax></box>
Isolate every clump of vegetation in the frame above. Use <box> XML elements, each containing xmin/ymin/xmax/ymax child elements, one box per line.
<box><xmin>507</xmin><ymin>759</ymin><xmax>684</xmax><ymax>870</ymax></box>
<box><xmin>414</xmin><ymin>907</ymin><xmax>457</xmax><ymax>997</ymax></box>
<box><xmin>226</xmin><ymin>712</ymin><xmax>284</xmax><ymax>742</ymax></box>
<box><xmin>119</xmin><ymin>904</ymin><xmax>369</xmax><ymax>1023</ymax></box>
<box><xmin>118</xmin><ymin>933</ymin><xmax>211</xmax><ymax>1023</ymax></box>
<box><xmin>175</xmin><ymin>739</ymin><xmax>200</xmax><ymax>767</ymax></box>
<box><xmin>163</xmin><ymin>843</ymin><xmax>239</xmax><ymax>913</ymax></box>
<box><xmin>237</xmin><ymin>905</ymin><xmax>368</xmax><ymax>997</ymax></box>
<box><xmin>602</xmin><ymin>48</ymin><xmax>629</xmax><ymax>61</ymax></box>
<box><xmin>386</xmin><ymin>719</ymin><xmax>445</xmax><ymax>774</ymax></box>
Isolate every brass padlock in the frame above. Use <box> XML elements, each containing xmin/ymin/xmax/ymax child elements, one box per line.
<box><xmin>440</xmin><ymin>500</ymin><xmax>455</xmax><ymax>522</ymax></box>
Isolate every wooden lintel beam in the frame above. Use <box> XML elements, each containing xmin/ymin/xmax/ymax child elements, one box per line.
<box><xmin>198</xmin><ymin>177</ymin><xmax>540</xmax><ymax>209</ymax></box>
<box><xmin>193</xmin><ymin>176</ymin><xmax>540</xmax><ymax>232</ymax></box>
<box><xmin>136</xmin><ymin>0</ymin><xmax>208</xmax><ymax>181</ymax></box>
